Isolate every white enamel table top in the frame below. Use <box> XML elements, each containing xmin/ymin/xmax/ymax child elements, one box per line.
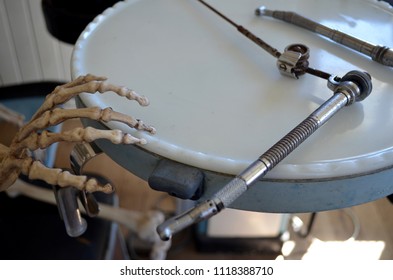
<box><xmin>72</xmin><ymin>0</ymin><xmax>393</xmax><ymax>180</ymax></box>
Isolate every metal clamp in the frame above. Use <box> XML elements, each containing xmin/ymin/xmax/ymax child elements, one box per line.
<box><xmin>277</xmin><ymin>44</ymin><xmax>310</xmax><ymax>79</ymax></box>
<box><xmin>54</xmin><ymin>142</ymin><xmax>103</xmax><ymax>237</ymax></box>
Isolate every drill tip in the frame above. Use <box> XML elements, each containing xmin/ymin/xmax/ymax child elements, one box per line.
<box><xmin>255</xmin><ymin>6</ymin><xmax>266</xmax><ymax>16</ymax></box>
<box><xmin>156</xmin><ymin>200</ymin><xmax>220</xmax><ymax>241</ymax></box>
<box><xmin>255</xmin><ymin>6</ymin><xmax>275</xmax><ymax>17</ymax></box>
<box><xmin>156</xmin><ymin>224</ymin><xmax>172</xmax><ymax>241</ymax></box>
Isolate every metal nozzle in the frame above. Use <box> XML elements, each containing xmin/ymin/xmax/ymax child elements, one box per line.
<box><xmin>255</xmin><ymin>6</ymin><xmax>274</xmax><ymax>17</ymax></box>
<box><xmin>255</xmin><ymin>6</ymin><xmax>266</xmax><ymax>16</ymax></box>
<box><xmin>156</xmin><ymin>200</ymin><xmax>219</xmax><ymax>241</ymax></box>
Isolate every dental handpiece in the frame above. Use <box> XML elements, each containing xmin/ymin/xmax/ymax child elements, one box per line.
<box><xmin>157</xmin><ymin>70</ymin><xmax>372</xmax><ymax>241</ymax></box>
<box><xmin>255</xmin><ymin>6</ymin><xmax>393</xmax><ymax>67</ymax></box>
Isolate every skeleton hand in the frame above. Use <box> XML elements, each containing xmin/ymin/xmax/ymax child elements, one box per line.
<box><xmin>0</xmin><ymin>74</ymin><xmax>155</xmax><ymax>193</ymax></box>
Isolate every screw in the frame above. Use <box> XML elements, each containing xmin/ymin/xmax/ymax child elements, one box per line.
<box><xmin>157</xmin><ymin>70</ymin><xmax>372</xmax><ymax>241</ymax></box>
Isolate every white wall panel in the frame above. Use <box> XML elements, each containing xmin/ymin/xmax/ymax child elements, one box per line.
<box><xmin>59</xmin><ymin>42</ymin><xmax>73</xmax><ymax>80</ymax></box>
<box><xmin>4</xmin><ymin>0</ymin><xmax>43</xmax><ymax>82</ymax></box>
<box><xmin>0</xmin><ymin>0</ymin><xmax>22</xmax><ymax>85</ymax></box>
<box><xmin>0</xmin><ymin>0</ymin><xmax>72</xmax><ymax>86</ymax></box>
<box><xmin>28</xmin><ymin>0</ymin><xmax>68</xmax><ymax>81</ymax></box>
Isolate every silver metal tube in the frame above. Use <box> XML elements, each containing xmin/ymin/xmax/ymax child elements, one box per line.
<box><xmin>256</xmin><ymin>7</ymin><xmax>393</xmax><ymax>67</ymax></box>
<box><xmin>55</xmin><ymin>186</ymin><xmax>87</xmax><ymax>237</ymax></box>
<box><xmin>70</xmin><ymin>142</ymin><xmax>100</xmax><ymax>174</ymax></box>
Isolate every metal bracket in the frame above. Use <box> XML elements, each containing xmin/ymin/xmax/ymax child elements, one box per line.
<box><xmin>277</xmin><ymin>44</ymin><xmax>310</xmax><ymax>79</ymax></box>
<box><xmin>277</xmin><ymin>50</ymin><xmax>303</xmax><ymax>78</ymax></box>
